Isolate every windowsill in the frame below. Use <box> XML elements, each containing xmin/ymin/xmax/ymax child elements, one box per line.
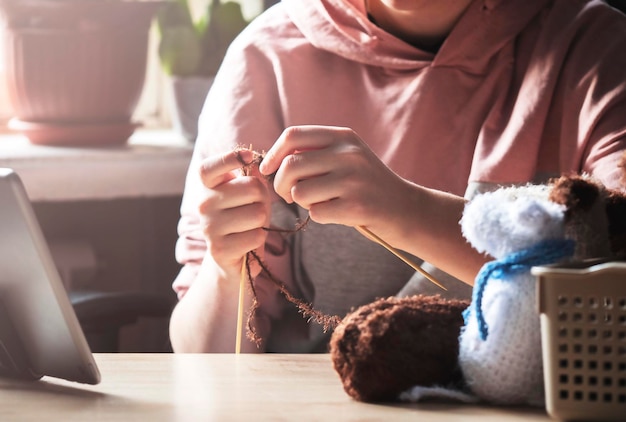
<box><xmin>0</xmin><ymin>129</ymin><xmax>194</xmax><ymax>202</ymax></box>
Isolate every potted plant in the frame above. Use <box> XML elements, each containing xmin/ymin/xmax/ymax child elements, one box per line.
<box><xmin>0</xmin><ymin>0</ymin><xmax>163</xmax><ymax>146</ymax></box>
<box><xmin>157</xmin><ymin>0</ymin><xmax>250</xmax><ymax>142</ymax></box>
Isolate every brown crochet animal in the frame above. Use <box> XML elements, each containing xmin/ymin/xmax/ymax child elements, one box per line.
<box><xmin>330</xmin><ymin>159</ymin><xmax>626</xmax><ymax>404</ymax></box>
<box><xmin>330</xmin><ymin>295</ymin><xmax>469</xmax><ymax>402</ymax></box>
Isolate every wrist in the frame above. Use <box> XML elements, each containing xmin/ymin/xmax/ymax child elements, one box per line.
<box><xmin>199</xmin><ymin>255</ymin><xmax>242</xmax><ymax>292</ymax></box>
<box><xmin>368</xmin><ymin>179</ymin><xmax>426</xmax><ymax>250</ymax></box>
<box><xmin>378</xmin><ymin>182</ymin><xmax>465</xmax><ymax>257</ymax></box>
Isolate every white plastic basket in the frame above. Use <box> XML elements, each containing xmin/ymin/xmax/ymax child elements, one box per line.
<box><xmin>533</xmin><ymin>260</ymin><xmax>626</xmax><ymax>421</ymax></box>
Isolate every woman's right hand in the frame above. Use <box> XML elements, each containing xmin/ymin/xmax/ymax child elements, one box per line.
<box><xmin>198</xmin><ymin>148</ymin><xmax>271</xmax><ymax>280</ymax></box>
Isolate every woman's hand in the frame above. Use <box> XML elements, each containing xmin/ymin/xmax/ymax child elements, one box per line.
<box><xmin>258</xmin><ymin>125</ymin><xmax>484</xmax><ymax>286</ymax></box>
<box><xmin>198</xmin><ymin>148</ymin><xmax>271</xmax><ymax>280</ymax></box>
<box><xmin>259</xmin><ymin>125</ymin><xmax>414</xmax><ymax>240</ymax></box>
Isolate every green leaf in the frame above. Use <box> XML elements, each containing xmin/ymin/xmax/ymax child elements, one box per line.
<box><xmin>156</xmin><ymin>0</ymin><xmax>194</xmax><ymax>33</ymax></box>
<box><xmin>156</xmin><ymin>0</ymin><xmax>252</xmax><ymax>76</ymax></box>
<box><xmin>158</xmin><ymin>26</ymin><xmax>202</xmax><ymax>76</ymax></box>
<box><xmin>198</xmin><ymin>1</ymin><xmax>249</xmax><ymax>76</ymax></box>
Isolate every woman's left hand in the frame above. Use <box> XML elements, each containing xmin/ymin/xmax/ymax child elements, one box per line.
<box><xmin>259</xmin><ymin>125</ymin><xmax>414</xmax><ymax>238</ymax></box>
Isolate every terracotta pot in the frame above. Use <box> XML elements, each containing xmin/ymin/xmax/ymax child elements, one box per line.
<box><xmin>0</xmin><ymin>0</ymin><xmax>162</xmax><ymax>146</ymax></box>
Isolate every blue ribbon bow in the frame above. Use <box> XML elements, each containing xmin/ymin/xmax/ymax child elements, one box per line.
<box><xmin>463</xmin><ymin>238</ymin><xmax>576</xmax><ymax>341</ymax></box>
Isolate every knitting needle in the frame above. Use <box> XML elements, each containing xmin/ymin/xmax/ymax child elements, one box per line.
<box><xmin>235</xmin><ymin>254</ymin><xmax>247</xmax><ymax>354</ymax></box>
<box><xmin>235</xmin><ymin>145</ymin><xmax>254</xmax><ymax>355</ymax></box>
<box><xmin>355</xmin><ymin>225</ymin><xmax>447</xmax><ymax>291</ymax></box>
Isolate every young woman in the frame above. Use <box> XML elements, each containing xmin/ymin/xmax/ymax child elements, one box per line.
<box><xmin>169</xmin><ymin>0</ymin><xmax>626</xmax><ymax>353</ymax></box>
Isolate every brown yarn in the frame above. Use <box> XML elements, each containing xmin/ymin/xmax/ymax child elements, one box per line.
<box><xmin>234</xmin><ymin>147</ymin><xmax>341</xmax><ymax>346</ymax></box>
<box><xmin>329</xmin><ymin>295</ymin><xmax>469</xmax><ymax>402</ymax></box>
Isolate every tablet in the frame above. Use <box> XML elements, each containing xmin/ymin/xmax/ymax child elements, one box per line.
<box><xmin>0</xmin><ymin>168</ymin><xmax>101</xmax><ymax>384</ymax></box>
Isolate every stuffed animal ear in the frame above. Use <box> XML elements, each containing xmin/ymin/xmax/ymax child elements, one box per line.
<box><xmin>330</xmin><ymin>295</ymin><xmax>469</xmax><ymax>403</ymax></box>
<box><xmin>548</xmin><ymin>175</ymin><xmax>601</xmax><ymax>218</ymax></box>
<box><xmin>549</xmin><ymin>173</ymin><xmax>626</xmax><ymax>258</ymax></box>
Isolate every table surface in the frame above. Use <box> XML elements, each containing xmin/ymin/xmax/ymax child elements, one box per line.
<box><xmin>0</xmin><ymin>353</ymin><xmax>551</xmax><ymax>421</ymax></box>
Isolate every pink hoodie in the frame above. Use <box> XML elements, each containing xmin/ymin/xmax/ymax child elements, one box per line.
<box><xmin>174</xmin><ymin>0</ymin><xmax>626</xmax><ymax>351</ymax></box>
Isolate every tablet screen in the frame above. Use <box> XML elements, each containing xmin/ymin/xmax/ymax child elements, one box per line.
<box><xmin>0</xmin><ymin>168</ymin><xmax>100</xmax><ymax>384</ymax></box>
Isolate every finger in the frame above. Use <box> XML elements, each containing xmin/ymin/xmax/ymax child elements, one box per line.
<box><xmin>271</xmin><ymin>148</ymin><xmax>335</xmax><ymax>203</ymax></box>
<box><xmin>199</xmin><ymin>149</ymin><xmax>256</xmax><ymax>189</ymax></box>
<box><xmin>205</xmin><ymin>201</ymin><xmax>270</xmax><ymax>240</ymax></box>
<box><xmin>209</xmin><ymin>176</ymin><xmax>269</xmax><ymax>211</ymax></box>
<box><xmin>201</xmin><ymin>197</ymin><xmax>270</xmax><ymax>264</ymax></box>
<box><xmin>209</xmin><ymin>228</ymin><xmax>268</xmax><ymax>269</ymax></box>
<box><xmin>294</xmin><ymin>173</ymin><xmax>371</xmax><ymax>226</ymax></box>
<box><xmin>259</xmin><ymin>125</ymin><xmax>343</xmax><ymax>176</ymax></box>
<box><xmin>289</xmin><ymin>170</ymin><xmax>344</xmax><ymax>209</ymax></box>
<box><xmin>198</xmin><ymin>176</ymin><xmax>270</xmax><ymax>244</ymax></box>
<box><xmin>308</xmin><ymin>197</ymin><xmax>360</xmax><ymax>226</ymax></box>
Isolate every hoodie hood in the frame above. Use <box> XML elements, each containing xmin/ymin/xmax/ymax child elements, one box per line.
<box><xmin>282</xmin><ymin>0</ymin><xmax>551</xmax><ymax>73</ymax></box>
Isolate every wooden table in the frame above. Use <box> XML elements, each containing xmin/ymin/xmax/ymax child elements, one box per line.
<box><xmin>0</xmin><ymin>354</ymin><xmax>551</xmax><ymax>421</ymax></box>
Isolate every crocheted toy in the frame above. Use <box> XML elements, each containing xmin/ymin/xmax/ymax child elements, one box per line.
<box><xmin>458</xmin><ymin>184</ymin><xmax>573</xmax><ymax>405</ymax></box>
<box><xmin>330</xmin><ymin>170</ymin><xmax>626</xmax><ymax>405</ymax></box>
<box><xmin>329</xmin><ymin>294</ymin><xmax>470</xmax><ymax>402</ymax></box>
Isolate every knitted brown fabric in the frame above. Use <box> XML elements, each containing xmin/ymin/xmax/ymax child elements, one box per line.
<box><xmin>329</xmin><ymin>295</ymin><xmax>469</xmax><ymax>403</ymax></box>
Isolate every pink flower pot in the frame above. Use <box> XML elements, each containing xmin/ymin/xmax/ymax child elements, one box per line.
<box><xmin>0</xmin><ymin>0</ymin><xmax>162</xmax><ymax>146</ymax></box>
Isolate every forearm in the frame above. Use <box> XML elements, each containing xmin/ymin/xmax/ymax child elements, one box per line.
<box><xmin>169</xmin><ymin>258</ymin><xmax>264</xmax><ymax>353</ymax></box>
<box><xmin>382</xmin><ymin>182</ymin><xmax>488</xmax><ymax>285</ymax></box>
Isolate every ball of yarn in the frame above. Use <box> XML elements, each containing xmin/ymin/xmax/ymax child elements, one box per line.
<box><xmin>330</xmin><ymin>295</ymin><xmax>469</xmax><ymax>402</ymax></box>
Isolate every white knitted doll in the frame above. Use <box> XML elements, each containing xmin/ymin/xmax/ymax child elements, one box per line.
<box><xmin>458</xmin><ymin>185</ymin><xmax>575</xmax><ymax>406</ymax></box>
